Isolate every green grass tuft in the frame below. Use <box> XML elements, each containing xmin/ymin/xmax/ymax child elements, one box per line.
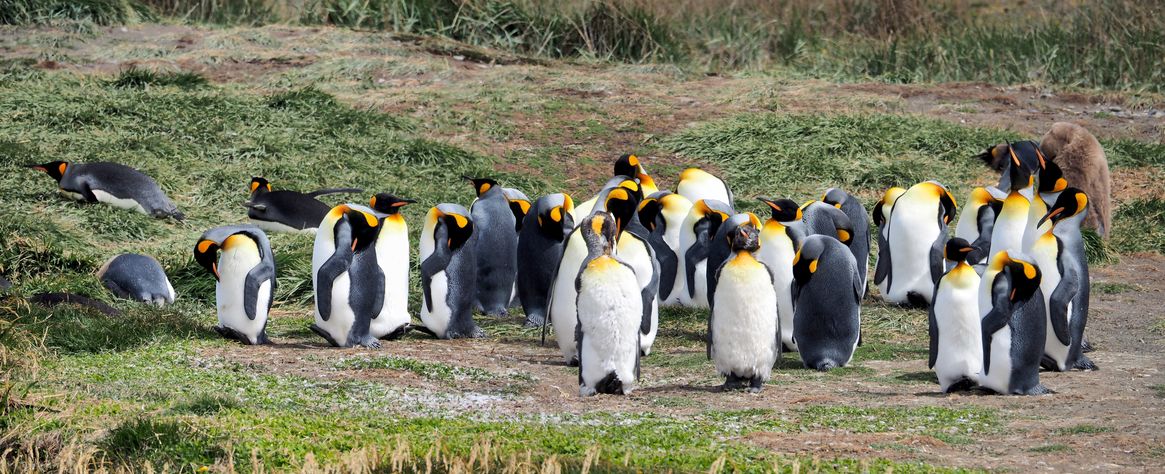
<box><xmin>171</xmin><ymin>394</ymin><xmax>242</xmax><ymax>415</ymax></box>
<box><xmin>336</xmin><ymin>355</ymin><xmax>494</xmax><ymax>382</ymax></box>
<box><xmin>107</xmin><ymin>67</ymin><xmax>209</xmax><ymax>90</ymax></box>
<box><xmin>101</xmin><ymin>417</ymin><xmax>224</xmax><ymax>467</ymax></box>
<box><xmin>797</xmin><ymin>405</ymin><xmax>999</xmax><ymax>438</ymax></box>
<box><xmin>1111</xmin><ymin>199</ymin><xmax>1165</xmax><ymax>254</ymax></box>
<box><xmin>1093</xmin><ymin>282</ymin><xmax>1137</xmax><ymax>295</ymax></box>
<box><xmin>1030</xmin><ymin>444</ymin><xmax>1071</xmax><ymax>453</ymax></box>
<box><xmin>1055</xmin><ymin>424</ymin><xmax>1113</xmax><ymax>435</ymax></box>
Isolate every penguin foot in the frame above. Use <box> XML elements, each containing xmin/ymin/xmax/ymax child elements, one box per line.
<box><xmin>256</xmin><ymin>331</ymin><xmax>272</xmax><ymax>345</ymax></box>
<box><xmin>944</xmin><ymin>378</ymin><xmax>978</xmax><ymax>393</ymax></box>
<box><xmin>567</xmin><ymin>357</ymin><xmax>580</xmax><ymax>367</ymax></box>
<box><xmin>721</xmin><ymin>375</ymin><xmax>746</xmax><ymax>392</ymax></box>
<box><xmin>357</xmin><ymin>337</ymin><xmax>382</xmax><ymax>349</ymax></box>
<box><xmin>1072</xmin><ymin>356</ymin><xmax>1098</xmax><ymax>371</ymax></box>
<box><xmin>522</xmin><ymin>314</ymin><xmax>545</xmax><ymax>328</ymax></box>
<box><xmin>904</xmin><ymin>292</ymin><xmax>930</xmax><ymax>309</ymax></box>
<box><xmin>1081</xmin><ymin>338</ymin><xmax>1095</xmax><ymax>353</ymax></box>
<box><xmin>748</xmin><ymin>377</ymin><xmax>765</xmax><ymax>393</ymax></box>
<box><xmin>1017</xmin><ymin>384</ymin><xmax>1055</xmax><ymax>396</ymax></box>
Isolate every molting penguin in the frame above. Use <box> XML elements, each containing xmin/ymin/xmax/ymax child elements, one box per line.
<box><xmin>822</xmin><ymin>188</ymin><xmax>870</xmax><ymax>295</ymax></box>
<box><xmin>97</xmin><ymin>254</ymin><xmax>176</xmax><ymax>306</ymax></box>
<box><xmin>756</xmin><ymin>197</ymin><xmax>803</xmax><ymax>352</ymax></box>
<box><xmin>989</xmin><ymin>142</ymin><xmax>1040</xmax><ymax>258</ymax></box>
<box><xmin>677</xmin><ymin>199</ymin><xmax>733</xmax><ymax>308</ymax></box>
<box><xmin>517</xmin><ymin>193</ymin><xmax>574</xmax><ymax>327</ymax></box>
<box><xmin>980</xmin><ymin>255</ymin><xmax>1051</xmax><ymax>395</ymax></box>
<box><xmin>419</xmin><ymin>204</ymin><xmax>483</xmax><ymax>339</ymax></box>
<box><xmin>882</xmin><ymin>181</ymin><xmax>957</xmax><ymax>306</ymax></box>
<box><xmin>709</xmin><ymin>222</ymin><xmax>779</xmax><ymax>392</ymax></box>
<box><xmin>1031</xmin><ymin>189</ymin><xmax>1096</xmax><ymax>371</ymax></box>
<box><xmin>954</xmin><ymin>187</ymin><xmax>999</xmax><ymax>269</ymax></box>
<box><xmin>575</xmin><ymin>212</ymin><xmax>642</xmax><ymax>396</ymax></box>
<box><xmin>30</xmin><ymin>161</ymin><xmax>183</xmax><ymax>219</ymax></box>
<box><xmin>311</xmin><ymin>204</ymin><xmax>385</xmax><ymax>348</ymax></box>
<box><xmin>368</xmin><ymin>193</ymin><xmax>416</xmax><ymax>340</ymax></box>
<box><xmin>637</xmin><ymin>191</ymin><xmax>693</xmax><ymax>306</ymax></box>
<box><xmin>705</xmin><ymin>212</ymin><xmax>762</xmax><ymax>314</ymax></box>
<box><xmin>1040</xmin><ymin>122</ymin><xmax>1112</xmax><ymax>238</ymax></box>
<box><xmin>465</xmin><ymin>176</ymin><xmax>518</xmax><ymax>316</ymax></box>
<box><xmin>244</xmin><ymin>177</ymin><xmax>362</xmax><ymax>233</ymax></box>
<box><xmin>676</xmin><ymin>168</ymin><xmax>732</xmax><ymax>206</ymax></box>
<box><xmin>872</xmin><ymin>186</ymin><xmax>907</xmax><ymax>297</ymax></box>
<box><xmin>928</xmin><ymin>238</ymin><xmax>982</xmax><ymax>392</ymax></box>
<box><xmin>792</xmin><ymin>234</ymin><xmax>862</xmax><ymax>371</ymax></box>
<box><xmin>195</xmin><ymin>225</ymin><xmax>275</xmax><ymax>345</ymax></box>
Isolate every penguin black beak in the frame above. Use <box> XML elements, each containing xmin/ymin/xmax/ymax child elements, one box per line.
<box><xmin>1038</xmin><ymin>208</ymin><xmax>1064</xmax><ymax>228</ymax></box>
<box><xmin>27</xmin><ymin>163</ymin><xmax>46</xmax><ymax>171</ymax></box>
<box><xmin>194</xmin><ymin>240</ymin><xmax>221</xmax><ymax>281</ymax></box>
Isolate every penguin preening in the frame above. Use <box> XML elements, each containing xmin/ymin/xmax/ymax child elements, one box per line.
<box><xmin>881</xmin><ymin>181</ymin><xmax>957</xmax><ymax>306</ymax></box>
<box><xmin>792</xmin><ymin>234</ymin><xmax>862</xmax><ymax>371</ymax></box>
<box><xmin>928</xmin><ymin>238</ymin><xmax>982</xmax><ymax>393</ymax></box>
<box><xmin>419</xmin><ymin>204</ymin><xmax>483</xmax><ymax>339</ymax></box>
<box><xmin>575</xmin><ymin>212</ymin><xmax>641</xmax><ymax>396</ymax></box>
<box><xmin>244</xmin><ymin>177</ymin><xmax>362</xmax><ymax>233</ymax></box>
<box><xmin>953</xmin><ymin>187</ymin><xmax>999</xmax><ymax>269</ymax></box>
<box><xmin>195</xmin><ymin>224</ymin><xmax>276</xmax><ymax>345</ymax></box>
<box><xmin>1031</xmin><ymin>188</ymin><xmax>1096</xmax><ymax>372</ymax></box>
<box><xmin>709</xmin><ymin>221</ymin><xmax>779</xmax><ymax>392</ymax></box>
<box><xmin>97</xmin><ymin>254</ymin><xmax>176</xmax><ymax>306</ymax></box>
<box><xmin>311</xmin><ymin>204</ymin><xmax>385</xmax><ymax>348</ymax></box>
<box><xmin>677</xmin><ymin>199</ymin><xmax>733</xmax><ymax>308</ymax></box>
<box><xmin>30</xmin><ymin>161</ymin><xmax>184</xmax><ymax>219</ymax></box>
<box><xmin>614</xmin><ymin>154</ymin><xmax>659</xmax><ymax>196</ymax></box>
<box><xmin>756</xmin><ymin>197</ymin><xmax>803</xmax><ymax>353</ymax></box>
<box><xmin>676</xmin><ymin>168</ymin><xmax>732</xmax><ymax>207</ymax></box>
<box><xmin>517</xmin><ymin>193</ymin><xmax>574</xmax><ymax>327</ymax></box>
<box><xmin>822</xmin><ymin>188</ymin><xmax>870</xmax><ymax>296</ymax></box>
<box><xmin>602</xmin><ymin>187</ymin><xmax>661</xmax><ymax>357</ymax></box>
<box><xmin>1040</xmin><ymin>122</ymin><xmax>1112</xmax><ymax>238</ymax></box>
<box><xmin>367</xmin><ymin>193</ymin><xmax>416</xmax><ymax>340</ymax></box>
<box><xmin>980</xmin><ymin>254</ymin><xmax>1051</xmax><ymax>395</ymax></box>
<box><xmin>872</xmin><ymin>186</ymin><xmax>906</xmax><ymax>299</ymax></box>
<box><xmin>638</xmin><ymin>191</ymin><xmax>693</xmax><ymax>306</ymax></box>
<box><xmin>465</xmin><ymin>176</ymin><xmax>518</xmax><ymax>316</ymax></box>
<box><xmin>800</xmin><ymin>200</ymin><xmax>855</xmax><ymax>246</ymax></box>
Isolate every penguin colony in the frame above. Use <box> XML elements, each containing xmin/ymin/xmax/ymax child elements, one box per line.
<box><xmin>28</xmin><ymin>133</ymin><xmax>1101</xmax><ymax>396</ymax></box>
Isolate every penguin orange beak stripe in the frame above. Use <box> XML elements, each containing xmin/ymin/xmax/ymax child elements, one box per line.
<box><xmin>1038</xmin><ymin>208</ymin><xmax>1064</xmax><ymax>228</ymax></box>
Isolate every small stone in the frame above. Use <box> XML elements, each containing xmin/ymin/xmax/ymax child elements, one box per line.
<box><xmin>453</xmin><ymin>55</ymin><xmax>465</xmax><ymax>61</ymax></box>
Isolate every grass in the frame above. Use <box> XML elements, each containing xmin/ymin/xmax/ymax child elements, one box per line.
<box><xmin>1030</xmin><ymin>444</ymin><xmax>1071</xmax><ymax>453</ymax></box>
<box><xmin>797</xmin><ymin>406</ymin><xmax>999</xmax><ymax>443</ymax></box>
<box><xmin>336</xmin><ymin>355</ymin><xmax>499</xmax><ymax>382</ymax></box>
<box><xmin>106</xmin><ymin>66</ymin><xmax>209</xmax><ymax>90</ymax></box>
<box><xmin>1093</xmin><ymin>282</ymin><xmax>1138</xmax><ymax>295</ymax></box>
<box><xmin>1111</xmin><ymin>199</ymin><xmax>1165</xmax><ymax>255</ymax></box>
<box><xmin>1054</xmin><ymin>424</ymin><xmax>1113</xmax><ymax>435</ymax></box>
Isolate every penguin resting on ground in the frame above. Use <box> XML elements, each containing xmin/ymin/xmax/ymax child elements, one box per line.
<box><xmin>30</xmin><ymin>161</ymin><xmax>184</xmax><ymax>219</ymax></box>
<box><xmin>97</xmin><ymin>253</ymin><xmax>176</xmax><ymax>306</ymax></box>
<box><xmin>575</xmin><ymin>212</ymin><xmax>642</xmax><ymax>396</ymax></box>
<box><xmin>419</xmin><ymin>204</ymin><xmax>484</xmax><ymax>339</ymax></box>
<box><xmin>244</xmin><ymin>177</ymin><xmax>362</xmax><ymax>233</ymax></box>
<box><xmin>195</xmin><ymin>224</ymin><xmax>276</xmax><ymax>345</ymax></box>
<box><xmin>928</xmin><ymin>238</ymin><xmax>982</xmax><ymax>393</ymax></box>
<box><xmin>709</xmin><ymin>221</ymin><xmax>779</xmax><ymax>393</ymax></box>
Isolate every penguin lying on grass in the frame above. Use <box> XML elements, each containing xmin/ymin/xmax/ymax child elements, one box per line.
<box><xmin>30</xmin><ymin>161</ymin><xmax>184</xmax><ymax>219</ymax></box>
<box><xmin>97</xmin><ymin>253</ymin><xmax>175</xmax><ymax>307</ymax></box>
<box><xmin>245</xmin><ymin>177</ymin><xmax>362</xmax><ymax>233</ymax></box>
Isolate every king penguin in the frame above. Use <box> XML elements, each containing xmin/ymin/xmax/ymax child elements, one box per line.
<box><xmin>575</xmin><ymin>212</ymin><xmax>642</xmax><ymax>396</ymax></box>
<box><xmin>872</xmin><ymin>186</ymin><xmax>907</xmax><ymax>298</ymax></box>
<box><xmin>368</xmin><ymin>193</ymin><xmax>416</xmax><ymax>340</ymax></box>
<box><xmin>465</xmin><ymin>176</ymin><xmax>518</xmax><ymax>316</ymax></box>
<box><xmin>954</xmin><ymin>187</ymin><xmax>1000</xmax><ymax>270</ymax></box>
<box><xmin>1031</xmin><ymin>188</ymin><xmax>1096</xmax><ymax>371</ymax></box>
<box><xmin>97</xmin><ymin>254</ymin><xmax>176</xmax><ymax>306</ymax></box>
<box><xmin>756</xmin><ymin>197</ymin><xmax>803</xmax><ymax>352</ymax></box>
<box><xmin>244</xmin><ymin>177</ymin><xmax>362</xmax><ymax>233</ymax></box>
<box><xmin>195</xmin><ymin>224</ymin><xmax>276</xmax><ymax>345</ymax></box>
<box><xmin>517</xmin><ymin>193</ymin><xmax>574</xmax><ymax>327</ymax></box>
<box><xmin>980</xmin><ymin>255</ymin><xmax>1051</xmax><ymax>395</ymax></box>
<box><xmin>573</xmin><ymin>176</ymin><xmax>639</xmax><ymax>224</ymax></box>
<box><xmin>676</xmin><ymin>168</ymin><xmax>732</xmax><ymax>206</ymax></box>
<box><xmin>705</xmin><ymin>212</ymin><xmax>762</xmax><ymax>314</ymax></box>
<box><xmin>989</xmin><ymin>142</ymin><xmax>1041</xmax><ymax>258</ymax></box>
<box><xmin>419</xmin><ymin>204</ymin><xmax>483</xmax><ymax>339</ymax></box>
<box><xmin>594</xmin><ymin>186</ymin><xmax>659</xmax><ymax>356</ymax></box>
<box><xmin>882</xmin><ymin>181</ymin><xmax>957</xmax><ymax>306</ymax></box>
<box><xmin>1022</xmin><ymin>159</ymin><xmax>1069</xmax><ymax>254</ymax></box>
<box><xmin>928</xmin><ymin>238</ymin><xmax>982</xmax><ymax>392</ymax></box>
<box><xmin>822</xmin><ymin>188</ymin><xmax>870</xmax><ymax>295</ymax></box>
<box><xmin>311</xmin><ymin>204</ymin><xmax>384</xmax><ymax>348</ymax></box>
<box><xmin>614</xmin><ymin>154</ymin><xmax>659</xmax><ymax>196</ymax></box>
<box><xmin>792</xmin><ymin>234</ymin><xmax>862</xmax><ymax>371</ymax></box>
<box><xmin>637</xmin><ymin>191</ymin><xmax>693</xmax><ymax>306</ymax></box>
<box><xmin>677</xmin><ymin>199</ymin><xmax>734</xmax><ymax>308</ymax></box>
<box><xmin>709</xmin><ymin>221</ymin><xmax>779</xmax><ymax>392</ymax></box>
<box><xmin>801</xmin><ymin>200</ymin><xmax>855</xmax><ymax>246</ymax></box>
<box><xmin>30</xmin><ymin>161</ymin><xmax>183</xmax><ymax>219</ymax></box>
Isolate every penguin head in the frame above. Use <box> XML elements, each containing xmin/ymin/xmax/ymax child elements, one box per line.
<box><xmin>1039</xmin><ymin>187</ymin><xmax>1088</xmax><ymax>228</ymax></box>
<box><xmin>434</xmin><ymin>204</ymin><xmax>474</xmax><ymax>250</ymax></box>
<box><xmin>614</xmin><ymin>154</ymin><xmax>656</xmax><ymax>192</ymax></box>
<box><xmin>757</xmin><ymin>197</ymin><xmax>801</xmax><ymax>223</ymax></box>
<box><xmin>1004</xmin><ymin>141</ymin><xmax>1043</xmax><ymax>192</ymax></box>
<box><xmin>370</xmin><ymin>193</ymin><xmax>415</xmax><ymax>215</ymax></box>
<box><xmin>943</xmin><ymin>238</ymin><xmax>977</xmax><ymax>265</ymax></box>
<box><xmin>30</xmin><ymin>161</ymin><xmax>69</xmax><ymax>182</ymax></box>
<box><xmin>193</xmin><ymin>238</ymin><xmax>223</xmax><ymax>281</ymax></box>
<box><xmin>249</xmin><ymin>177</ymin><xmax>272</xmax><ymax>195</ymax></box>
<box><xmin>821</xmin><ymin>188</ymin><xmax>850</xmax><ymax>209</ymax></box>
<box><xmin>792</xmin><ymin>235</ymin><xmax>827</xmax><ymax>285</ymax></box>
<box><xmin>872</xmin><ymin>186</ymin><xmax>906</xmax><ymax>227</ymax></box>
<box><xmin>968</xmin><ymin>187</ymin><xmax>995</xmax><ymax>209</ymax></box>
<box><xmin>637</xmin><ymin>194</ymin><xmax>665</xmax><ymax>232</ymax></box>
<box><xmin>1003</xmin><ymin>258</ymin><xmax>1042</xmax><ymax>302</ymax></box>
<box><xmin>463</xmin><ymin>176</ymin><xmax>499</xmax><ymax>197</ymax></box>
<box><xmin>694</xmin><ymin>199</ymin><xmax>733</xmax><ymax>236</ymax></box>
<box><xmin>536</xmin><ymin>193</ymin><xmax>574</xmax><ymax>239</ymax></box>
<box><xmin>726</xmin><ymin>219</ymin><xmax>761</xmax><ymax>253</ymax></box>
<box><xmin>342</xmin><ymin>207</ymin><xmax>381</xmax><ymax>252</ymax></box>
<box><xmin>581</xmin><ymin>212</ymin><xmax>618</xmax><ymax>256</ymax></box>
<box><xmin>1036</xmin><ymin>159</ymin><xmax>1069</xmax><ymax>194</ymax></box>
<box><xmin>932</xmin><ymin>182</ymin><xmax>958</xmax><ymax>226</ymax></box>
<box><xmin>602</xmin><ymin>186</ymin><xmax>641</xmax><ymax>238</ymax></box>
<box><xmin>502</xmin><ymin>188</ymin><xmax>532</xmax><ymax>231</ymax></box>
<box><xmin>975</xmin><ymin>143</ymin><xmax>1011</xmax><ymax>171</ymax></box>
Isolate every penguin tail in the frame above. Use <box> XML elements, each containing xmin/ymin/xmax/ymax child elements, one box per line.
<box><xmin>944</xmin><ymin>377</ymin><xmax>977</xmax><ymax>393</ymax></box>
<box><xmin>905</xmin><ymin>291</ymin><xmax>929</xmax><ymax>309</ymax></box>
<box><xmin>594</xmin><ymin>372</ymin><xmax>625</xmax><ymax>395</ymax></box>
<box><xmin>1072</xmin><ymin>355</ymin><xmax>1098</xmax><ymax>371</ymax></box>
<box><xmin>409</xmin><ymin>324</ymin><xmax>439</xmax><ymax>338</ymax></box>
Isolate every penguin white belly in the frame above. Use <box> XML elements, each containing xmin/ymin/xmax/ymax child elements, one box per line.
<box><xmin>577</xmin><ymin>262</ymin><xmax>641</xmax><ymax>395</ymax></box>
<box><xmin>982</xmin><ymin>326</ymin><xmax>1013</xmax><ymax>394</ymax></box>
<box><xmin>617</xmin><ymin>237</ymin><xmax>657</xmax><ymax>354</ymax></box>
<box><xmin>91</xmin><ymin>189</ymin><xmax>148</xmax><ymax>215</ymax></box>
<box><xmin>1032</xmin><ymin>247</ymin><xmax>1070</xmax><ymax>370</ymax></box>
<box><xmin>758</xmin><ymin>226</ymin><xmax>796</xmax><ymax>350</ymax></box>
<box><xmin>690</xmin><ymin>259</ymin><xmax>709</xmax><ymax>308</ymax></box>
<box><xmin>1022</xmin><ymin>195</ymin><xmax>1052</xmax><ymax>253</ymax></box>
<box><xmin>371</xmin><ymin>230</ymin><xmax>411</xmax><ymax>337</ymax></box>
<box><xmin>315</xmin><ymin>272</ymin><xmax>356</xmax><ymax>341</ymax></box>
<box><xmin>885</xmin><ymin>200</ymin><xmax>940</xmax><ymax>304</ymax></box>
<box><xmin>421</xmin><ymin>270</ymin><xmax>451</xmax><ymax>338</ymax></box>
<box><xmin>677</xmin><ymin>186</ymin><xmax>729</xmax><ymax>208</ymax></box>
<box><xmin>990</xmin><ymin>193</ymin><xmax>1030</xmax><ymax>257</ymax></box>
<box><xmin>932</xmin><ymin>280</ymin><xmax>982</xmax><ymax>391</ymax></box>
<box><xmin>216</xmin><ymin>246</ymin><xmax>267</xmax><ymax>344</ymax></box>
<box><xmin>659</xmin><ymin>198</ymin><xmax>693</xmax><ymax>307</ymax></box>
<box><xmin>712</xmin><ymin>261</ymin><xmax>778</xmax><ymax>380</ymax></box>
<box><xmin>954</xmin><ymin>205</ymin><xmax>980</xmax><ymax>243</ymax></box>
<box><xmin>251</xmin><ymin>218</ymin><xmax>317</xmax><ymax>234</ymax></box>
<box><xmin>549</xmin><ymin>232</ymin><xmax>588</xmax><ymax>362</ymax></box>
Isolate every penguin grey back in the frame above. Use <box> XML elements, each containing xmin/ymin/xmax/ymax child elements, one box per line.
<box><xmin>822</xmin><ymin>188</ymin><xmax>870</xmax><ymax>294</ymax></box>
<box><xmin>981</xmin><ymin>260</ymin><xmax>1049</xmax><ymax>394</ymax></box>
<box><xmin>97</xmin><ymin>254</ymin><xmax>175</xmax><ymax>306</ymax></box>
<box><xmin>792</xmin><ymin>235</ymin><xmax>862</xmax><ymax>371</ymax></box>
<box><xmin>34</xmin><ymin>161</ymin><xmax>183</xmax><ymax>219</ymax></box>
<box><xmin>466</xmin><ymin>178</ymin><xmax>517</xmax><ymax>316</ymax></box>
<box><xmin>421</xmin><ymin>203</ymin><xmax>482</xmax><ymax>339</ymax></box>
<box><xmin>517</xmin><ymin>193</ymin><xmax>574</xmax><ymax>327</ymax></box>
<box><xmin>801</xmin><ymin>201</ymin><xmax>854</xmax><ymax>245</ymax></box>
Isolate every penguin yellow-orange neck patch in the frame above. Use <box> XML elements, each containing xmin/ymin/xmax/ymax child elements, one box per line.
<box><xmin>196</xmin><ymin>240</ymin><xmax>215</xmax><ymax>253</ymax></box>
<box><xmin>591</xmin><ymin>215</ymin><xmax>606</xmax><ymax>235</ymax></box>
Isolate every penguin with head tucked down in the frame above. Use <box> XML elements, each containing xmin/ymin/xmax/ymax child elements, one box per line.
<box><xmin>614</xmin><ymin>154</ymin><xmax>659</xmax><ymax>196</ymax></box>
<box><xmin>980</xmin><ymin>255</ymin><xmax>1051</xmax><ymax>395</ymax></box>
<box><xmin>872</xmin><ymin>186</ymin><xmax>906</xmax><ymax>297</ymax></box>
<box><xmin>595</xmin><ymin>186</ymin><xmax>659</xmax><ymax>356</ymax></box>
<box><xmin>706</xmin><ymin>212</ymin><xmax>762</xmax><ymax>314</ymax></box>
<box><xmin>1022</xmin><ymin>159</ymin><xmax>1069</xmax><ymax>254</ymax></box>
<box><xmin>195</xmin><ymin>224</ymin><xmax>275</xmax><ymax>345</ymax></box>
<box><xmin>709</xmin><ymin>221</ymin><xmax>780</xmax><ymax>393</ymax></box>
<box><xmin>367</xmin><ymin>193</ymin><xmax>416</xmax><ymax>340</ymax></box>
<box><xmin>638</xmin><ymin>191</ymin><xmax>693</xmax><ymax>306</ymax></box>
<box><xmin>311</xmin><ymin>204</ymin><xmax>385</xmax><ymax>348</ymax></box>
<box><xmin>677</xmin><ymin>168</ymin><xmax>732</xmax><ymax>206</ymax></box>
<box><xmin>821</xmin><ymin>188</ymin><xmax>870</xmax><ymax>295</ymax></box>
<box><xmin>419</xmin><ymin>204</ymin><xmax>483</xmax><ymax>339</ymax></box>
<box><xmin>573</xmin><ymin>176</ymin><xmax>640</xmax><ymax>225</ymax></box>
<box><xmin>989</xmin><ymin>142</ymin><xmax>1042</xmax><ymax>258</ymax></box>
<box><xmin>517</xmin><ymin>193</ymin><xmax>574</xmax><ymax>327</ymax></box>
<box><xmin>1031</xmin><ymin>188</ymin><xmax>1096</xmax><ymax>372</ymax></box>
<box><xmin>800</xmin><ymin>200</ymin><xmax>855</xmax><ymax>246</ymax></box>
<box><xmin>500</xmin><ymin>187</ymin><xmax>531</xmax><ymax>307</ymax></box>
<box><xmin>882</xmin><ymin>181</ymin><xmax>957</xmax><ymax>306</ymax></box>
<box><xmin>244</xmin><ymin>177</ymin><xmax>362</xmax><ymax>233</ymax></box>
<box><xmin>928</xmin><ymin>238</ymin><xmax>982</xmax><ymax>392</ymax></box>
<box><xmin>30</xmin><ymin>161</ymin><xmax>183</xmax><ymax>219</ymax></box>
<box><xmin>792</xmin><ymin>234</ymin><xmax>862</xmax><ymax>371</ymax></box>
<box><xmin>575</xmin><ymin>212</ymin><xmax>642</xmax><ymax>396</ymax></box>
<box><xmin>756</xmin><ymin>197</ymin><xmax>803</xmax><ymax>352</ymax></box>
<box><xmin>677</xmin><ymin>199</ymin><xmax>734</xmax><ymax>308</ymax></box>
<box><xmin>97</xmin><ymin>254</ymin><xmax>176</xmax><ymax>306</ymax></box>
<box><xmin>954</xmin><ymin>187</ymin><xmax>1000</xmax><ymax>270</ymax></box>
<box><xmin>465</xmin><ymin>176</ymin><xmax>518</xmax><ymax>316</ymax></box>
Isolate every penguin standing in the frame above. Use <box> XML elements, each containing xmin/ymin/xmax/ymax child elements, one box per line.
<box><xmin>1031</xmin><ymin>189</ymin><xmax>1096</xmax><ymax>371</ymax></box>
<box><xmin>419</xmin><ymin>204</ymin><xmax>483</xmax><ymax>339</ymax></box>
<box><xmin>30</xmin><ymin>161</ymin><xmax>183</xmax><ymax>219</ymax></box>
<box><xmin>980</xmin><ymin>255</ymin><xmax>1051</xmax><ymax>395</ymax></box>
<box><xmin>1039</xmin><ymin>122</ymin><xmax>1112</xmax><ymax>238</ymax></box>
<box><xmin>195</xmin><ymin>225</ymin><xmax>276</xmax><ymax>345</ymax></box>
<box><xmin>709</xmin><ymin>222</ymin><xmax>779</xmax><ymax>392</ymax></box>
<box><xmin>575</xmin><ymin>213</ymin><xmax>642</xmax><ymax>396</ymax></box>
<box><xmin>822</xmin><ymin>188</ymin><xmax>870</xmax><ymax>295</ymax></box>
<box><xmin>989</xmin><ymin>142</ymin><xmax>1041</xmax><ymax>258</ymax></box>
<box><xmin>368</xmin><ymin>193</ymin><xmax>416</xmax><ymax>340</ymax></box>
<box><xmin>677</xmin><ymin>199</ymin><xmax>733</xmax><ymax>308</ymax></box>
<box><xmin>756</xmin><ymin>197</ymin><xmax>803</xmax><ymax>352</ymax></box>
<box><xmin>465</xmin><ymin>177</ymin><xmax>518</xmax><ymax>316</ymax></box>
<box><xmin>244</xmin><ymin>177</ymin><xmax>362</xmax><ymax>233</ymax></box>
<box><xmin>872</xmin><ymin>186</ymin><xmax>906</xmax><ymax>297</ymax></box>
<box><xmin>928</xmin><ymin>238</ymin><xmax>982</xmax><ymax>392</ymax></box>
<box><xmin>705</xmin><ymin>212</ymin><xmax>762</xmax><ymax>313</ymax></box>
<box><xmin>792</xmin><ymin>235</ymin><xmax>862</xmax><ymax>371</ymax></box>
<box><xmin>545</xmin><ymin>219</ymin><xmax>591</xmax><ymax>364</ymax></box>
<box><xmin>637</xmin><ymin>191</ymin><xmax>693</xmax><ymax>306</ymax></box>
<box><xmin>953</xmin><ymin>187</ymin><xmax>999</xmax><ymax>269</ymax></box>
<box><xmin>1022</xmin><ymin>160</ymin><xmax>1068</xmax><ymax>253</ymax></box>
<box><xmin>517</xmin><ymin>193</ymin><xmax>574</xmax><ymax>327</ymax></box>
<box><xmin>882</xmin><ymin>181</ymin><xmax>957</xmax><ymax>306</ymax></box>
<box><xmin>311</xmin><ymin>204</ymin><xmax>384</xmax><ymax>348</ymax></box>
<box><xmin>676</xmin><ymin>168</ymin><xmax>732</xmax><ymax>206</ymax></box>
<box><xmin>97</xmin><ymin>254</ymin><xmax>176</xmax><ymax>306</ymax></box>
<box><xmin>605</xmin><ymin>188</ymin><xmax>661</xmax><ymax>356</ymax></box>
<box><xmin>801</xmin><ymin>200</ymin><xmax>855</xmax><ymax>245</ymax></box>
<box><xmin>501</xmin><ymin>187</ymin><xmax>532</xmax><ymax>307</ymax></box>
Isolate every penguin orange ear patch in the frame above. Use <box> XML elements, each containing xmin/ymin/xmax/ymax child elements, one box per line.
<box><xmin>58</xmin><ymin>163</ymin><xmax>67</xmax><ymax>175</ymax></box>
<box><xmin>550</xmin><ymin>206</ymin><xmax>562</xmax><ymax>223</ymax></box>
<box><xmin>452</xmin><ymin>214</ymin><xmax>469</xmax><ymax>228</ymax></box>
<box><xmin>196</xmin><ymin>240</ymin><xmax>216</xmax><ymax>253</ymax></box>
<box><xmin>836</xmin><ymin>229</ymin><xmax>851</xmax><ymax>243</ymax></box>
<box><xmin>809</xmin><ymin>260</ymin><xmax>818</xmax><ymax>273</ymax></box>
<box><xmin>250</xmin><ymin>182</ymin><xmax>260</xmax><ymax>192</ymax></box>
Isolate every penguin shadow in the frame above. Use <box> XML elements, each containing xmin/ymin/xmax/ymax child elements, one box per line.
<box><xmin>636</xmin><ymin>383</ymin><xmax>721</xmax><ymax>395</ymax></box>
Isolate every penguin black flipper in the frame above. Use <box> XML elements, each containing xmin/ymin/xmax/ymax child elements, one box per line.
<box><xmin>873</xmin><ymin>230</ymin><xmax>892</xmax><ymax>287</ymax></box>
<box><xmin>684</xmin><ymin>232</ymin><xmax>710</xmax><ymax>299</ymax></box>
<box><xmin>575</xmin><ymin>313</ymin><xmax>585</xmax><ymax>385</ymax></box>
<box><xmin>927</xmin><ymin>291</ymin><xmax>939</xmax><ymax>369</ymax></box>
<box><xmin>420</xmin><ymin>252</ymin><xmax>450</xmax><ymax>314</ymax></box>
<box><xmin>707</xmin><ymin>261</ymin><xmax>727</xmax><ymax>360</ymax></box>
<box><xmin>305</xmin><ymin>187</ymin><xmax>363</xmax><ymax>198</ymax></box>
<box><xmin>928</xmin><ymin>234</ymin><xmax>947</xmax><ymax>285</ymax></box>
<box><xmin>1047</xmin><ymin>274</ymin><xmax>1075</xmax><ymax>348</ymax></box>
<box><xmin>968</xmin><ymin>205</ymin><xmax>996</xmax><ymax>263</ymax></box>
<box><xmin>315</xmin><ymin>248</ymin><xmax>353</xmax><ymax>322</ymax></box>
<box><xmin>243</xmin><ymin>262</ymin><xmax>275</xmax><ymax>321</ymax></box>
<box><xmin>981</xmin><ymin>275</ymin><xmax>1013</xmax><ymax>375</ymax></box>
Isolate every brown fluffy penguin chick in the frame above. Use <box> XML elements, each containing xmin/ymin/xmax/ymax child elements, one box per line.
<box><xmin>1039</xmin><ymin>122</ymin><xmax>1112</xmax><ymax>238</ymax></box>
